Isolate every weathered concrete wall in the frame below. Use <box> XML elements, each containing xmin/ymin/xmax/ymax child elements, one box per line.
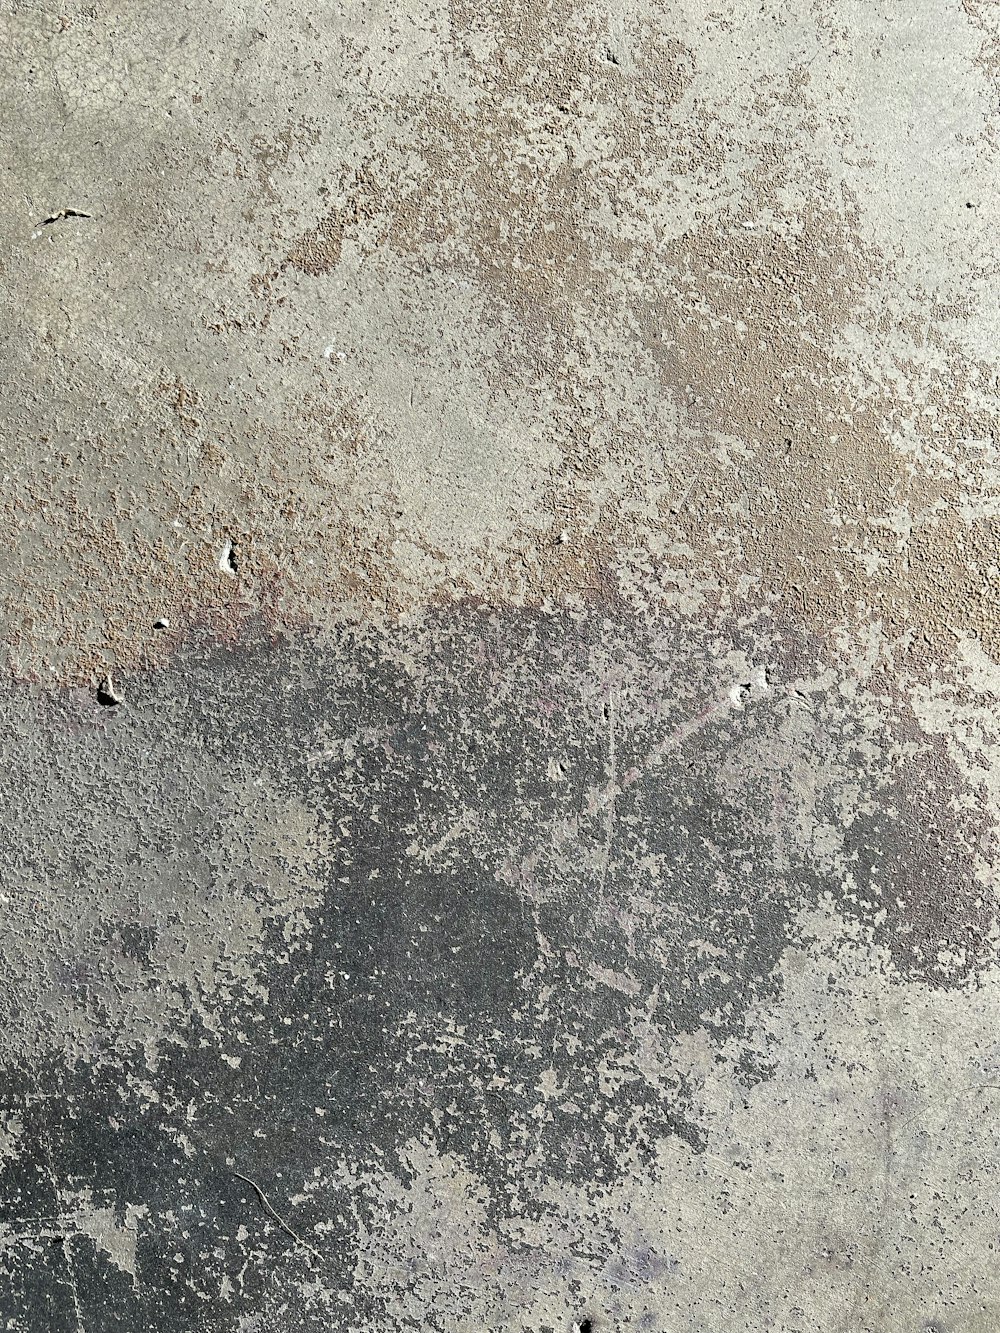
<box><xmin>2</xmin><ymin>0</ymin><xmax>1000</xmax><ymax>1328</ymax></box>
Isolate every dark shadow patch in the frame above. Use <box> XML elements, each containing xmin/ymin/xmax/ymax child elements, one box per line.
<box><xmin>0</xmin><ymin>605</ymin><xmax>990</xmax><ymax>1329</ymax></box>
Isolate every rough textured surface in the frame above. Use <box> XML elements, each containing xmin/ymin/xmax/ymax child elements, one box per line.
<box><xmin>2</xmin><ymin>0</ymin><xmax>1000</xmax><ymax>1328</ymax></box>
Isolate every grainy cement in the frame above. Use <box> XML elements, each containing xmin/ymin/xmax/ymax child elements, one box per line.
<box><xmin>1</xmin><ymin>1</ymin><xmax>1000</xmax><ymax>1329</ymax></box>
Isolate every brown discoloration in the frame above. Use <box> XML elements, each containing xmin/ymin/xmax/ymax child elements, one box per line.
<box><xmin>0</xmin><ymin>0</ymin><xmax>998</xmax><ymax>685</ymax></box>
<box><xmin>286</xmin><ymin>210</ymin><xmax>343</xmax><ymax>276</ymax></box>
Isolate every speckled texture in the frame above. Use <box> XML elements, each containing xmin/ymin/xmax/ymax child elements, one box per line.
<box><xmin>3</xmin><ymin>0</ymin><xmax>1000</xmax><ymax>1329</ymax></box>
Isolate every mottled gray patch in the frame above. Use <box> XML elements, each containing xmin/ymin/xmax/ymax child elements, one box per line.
<box><xmin>0</xmin><ymin>606</ymin><xmax>988</xmax><ymax>1328</ymax></box>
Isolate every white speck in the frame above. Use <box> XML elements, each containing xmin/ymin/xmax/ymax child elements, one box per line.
<box><xmin>323</xmin><ymin>345</ymin><xmax>346</xmax><ymax>361</ymax></box>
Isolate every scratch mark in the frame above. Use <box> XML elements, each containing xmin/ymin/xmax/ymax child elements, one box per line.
<box><xmin>598</xmin><ymin>690</ymin><xmax>617</xmax><ymax>895</ymax></box>
<box><xmin>31</xmin><ymin>208</ymin><xmax>92</xmax><ymax>239</ymax></box>
<box><xmin>34</xmin><ymin>1110</ymin><xmax>83</xmax><ymax>1333</ymax></box>
<box><xmin>230</xmin><ymin>1168</ymin><xmax>323</xmax><ymax>1268</ymax></box>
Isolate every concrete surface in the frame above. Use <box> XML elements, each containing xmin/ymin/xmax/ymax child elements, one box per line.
<box><xmin>1</xmin><ymin>0</ymin><xmax>999</xmax><ymax>1328</ymax></box>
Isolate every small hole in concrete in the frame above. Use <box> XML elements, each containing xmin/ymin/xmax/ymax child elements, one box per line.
<box><xmin>220</xmin><ymin>539</ymin><xmax>238</xmax><ymax>576</ymax></box>
<box><xmin>96</xmin><ymin>676</ymin><xmax>121</xmax><ymax>707</ymax></box>
<box><xmin>576</xmin><ymin>1321</ymin><xmax>593</xmax><ymax>1333</ymax></box>
<box><xmin>153</xmin><ymin>617</ymin><xmax>169</xmax><ymax>630</ymax></box>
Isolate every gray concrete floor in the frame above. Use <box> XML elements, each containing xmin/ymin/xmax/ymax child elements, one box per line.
<box><xmin>0</xmin><ymin>1</ymin><xmax>998</xmax><ymax>1329</ymax></box>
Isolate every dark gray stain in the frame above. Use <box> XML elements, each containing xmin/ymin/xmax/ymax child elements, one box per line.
<box><xmin>0</xmin><ymin>607</ymin><xmax>988</xmax><ymax>1329</ymax></box>
<box><xmin>839</xmin><ymin>731</ymin><xmax>993</xmax><ymax>984</ymax></box>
